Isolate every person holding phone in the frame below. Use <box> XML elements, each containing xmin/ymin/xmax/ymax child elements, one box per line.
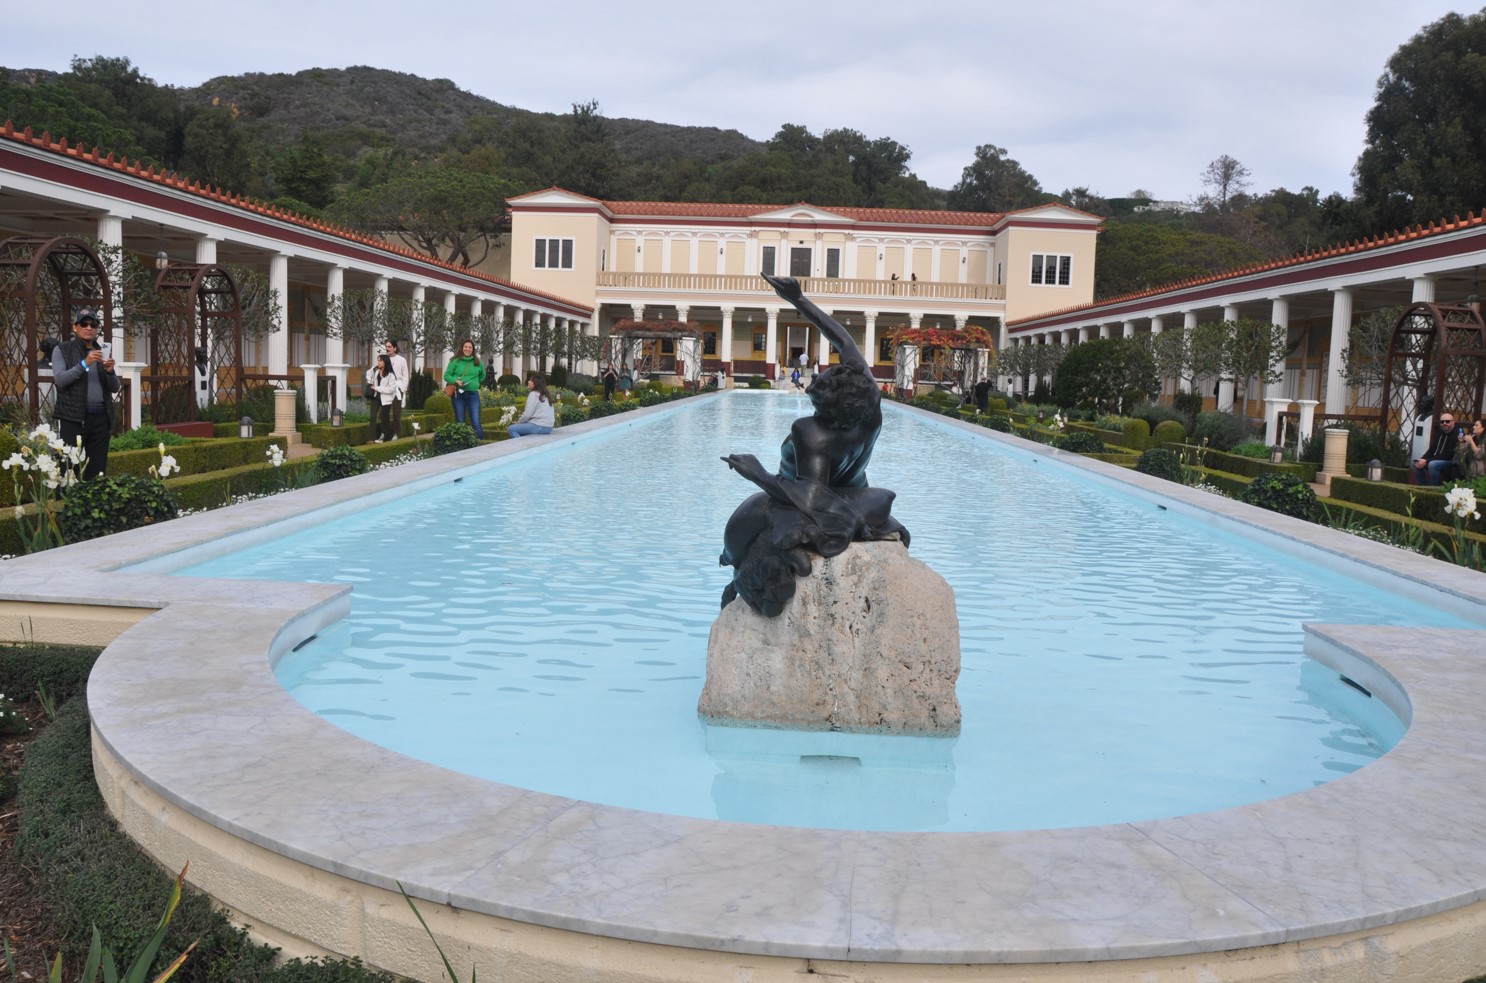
<box><xmin>1463</xmin><ymin>419</ymin><xmax>1486</xmax><ymax>478</ymax></box>
<box><xmin>50</xmin><ymin>307</ymin><xmax>119</xmax><ymax>480</ymax></box>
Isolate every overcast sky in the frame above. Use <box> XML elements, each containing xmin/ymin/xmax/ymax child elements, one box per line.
<box><xmin>3</xmin><ymin>1</ymin><xmax>1472</xmax><ymax>202</ymax></box>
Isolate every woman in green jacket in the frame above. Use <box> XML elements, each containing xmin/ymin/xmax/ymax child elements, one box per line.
<box><xmin>444</xmin><ymin>338</ymin><xmax>486</xmax><ymax>438</ymax></box>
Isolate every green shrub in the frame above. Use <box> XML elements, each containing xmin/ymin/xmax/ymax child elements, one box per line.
<box><xmin>1171</xmin><ymin>389</ymin><xmax>1204</xmax><ymax>423</ymax></box>
<box><xmin>1193</xmin><ymin>411</ymin><xmax>1249</xmax><ymax>452</ymax></box>
<box><xmin>497</xmin><ymin>374</ymin><xmax>522</xmax><ymax>391</ymax></box>
<box><xmin>314</xmin><ymin>445</ymin><xmax>370</xmax><ymax>482</ymax></box>
<box><xmin>1135</xmin><ymin>448</ymin><xmax>1183</xmax><ymax>482</ymax></box>
<box><xmin>1057</xmin><ymin>431</ymin><xmax>1107</xmax><ymax>453</ymax></box>
<box><xmin>1299</xmin><ymin>422</ymin><xmax>1410</xmax><ymax>468</ymax></box>
<box><xmin>587</xmin><ymin>400</ymin><xmax>625</xmax><ymax>419</ymax></box>
<box><xmin>1152</xmin><ymin>420</ymin><xmax>1187</xmax><ymax>445</ymax></box>
<box><xmin>1241</xmin><ymin>472</ymin><xmax>1321</xmax><ymax>522</ymax></box>
<box><xmin>983</xmin><ymin>415</ymin><xmax>1013</xmax><ymax>433</ymax></box>
<box><xmin>1230</xmin><ymin>440</ymin><xmax>1272</xmax><ymax>460</ymax></box>
<box><xmin>986</xmin><ymin>397</ymin><xmax>1008</xmax><ymax>413</ymax></box>
<box><xmin>108</xmin><ymin>425</ymin><xmax>193</xmax><ymax>452</ymax></box>
<box><xmin>422</xmin><ymin>392</ymin><xmax>453</xmax><ymax>419</ymax></box>
<box><xmin>557</xmin><ymin>404</ymin><xmax>586</xmax><ymax>426</ymax></box>
<box><xmin>432</xmin><ymin>422</ymin><xmax>478</xmax><ymax>455</ymax></box>
<box><xmin>0</xmin><ymin>692</ymin><xmax>27</xmax><ymax>735</ymax></box>
<box><xmin>0</xmin><ymin>428</ymin><xmax>19</xmax><ymax>460</ymax></box>
<box><xmin>1120</xmin><ymin>417</ymin><xmax>1151</xmax><ymax>451</ymax></box>
<box><xmin>0</xmin><ymin>643</ymin><xmax>99</xmax><ymax>706</ymax></box>
<box><xmin>59</xmin><ymin>476</ymin><xmax>179</xmax><ymax>544</ymax></box>
<box><xmin>637</xmin><ymin>390</ymin><xmax>665</xmax><ymax>407</ymax></box>
<box><xmin>748</xmin><ymin>378</ymin><xmax>771</xmax><ymax>389</ymax></box>
<box><xmin>548</xmin><ymin>364</ymin><xmax>568</xmax><ymax>387</ymax></box>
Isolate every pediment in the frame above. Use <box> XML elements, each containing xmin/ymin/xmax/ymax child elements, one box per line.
<box><xmin>996</xmin><ymin>203</ymin><xmax>1103</xmax><ymax>227</ymax></box>
<box><xmin>750</xmin><ymin>204</ymin><xmax>854</xmax><ymax>224</ymax></box>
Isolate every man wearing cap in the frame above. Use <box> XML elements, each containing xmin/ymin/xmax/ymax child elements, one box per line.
<box><xmin>51</xmin><ymin>308</ymin><xmax>119</xmax><ymax>479</ymax></box>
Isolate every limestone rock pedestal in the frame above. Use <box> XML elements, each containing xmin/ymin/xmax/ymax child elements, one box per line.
<box><xmin>699</xmin><ymin>540</ymin><xmax>961</xmax><ymax>736</ymax></box>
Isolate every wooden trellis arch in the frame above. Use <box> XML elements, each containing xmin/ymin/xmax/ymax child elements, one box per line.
<box><xmin>0</xmin><ymin>236</ymin><xmax>114</xmax><ymax>424</ymax></box>
<box><xmin>1377</xmin><ymin>302</ymin><xmax>1486</xmax><ymax>435</ymax></box>
<box><xmin>150</xmin><ymin>263</ymin><xmax>244</xmax><ymax>425</ymax></box>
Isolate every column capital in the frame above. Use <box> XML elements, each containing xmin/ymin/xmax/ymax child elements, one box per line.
<box><xmin>719</xmin><ymin>305</ymin><xmax>735</xmax><ymax>316</ymax></box>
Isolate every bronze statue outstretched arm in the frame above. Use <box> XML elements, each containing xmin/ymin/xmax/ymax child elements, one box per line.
<box><xmin>763</xmin><ymin>274</ymin><xmax>868</xmax><ymax>371</ymax></box>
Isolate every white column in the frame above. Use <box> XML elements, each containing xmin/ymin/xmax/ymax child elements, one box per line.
<box><xmin>96</xmin><ymin>214</ymin><xmax>125</xmax><ymax>353</ymax></box>
<box><xmin>268</xmin><ymin>253</ymin><xmax>289</xmax><ymax>377</ymax></box>
<box><xmin>1266</xmin><ymin>296</ymin><xmax>1290</xmax><ymax>403</ymax></box>
<box><xmin>1182</xmin><ymin>311</ymin><xmax>1198</xmax><ymax>393</ymax></box>
<box><xmin>1217</xmin><ymin>304</ymin><xmax>1239</xmax><ymax>412</ymax></box>
<box><xmin>720</xmin><ymin>306</ymin><xmax>735</xmax><ymax>370</ymax></box>
<box><xmin>817</xmin><ymin>311</ymin><xmax>832</xmax><ymax>366</ymax></box>
<box><xmin>863</xmin><ymin>311</ymin><xmax>878</xmax><ymax>377</ymax></box>
<box><xmin>323</xmin><ymin>267</ymin><xmax>347</xmax><ymax>409</ymax></box>
<box><xmin>1297</xmin><ymin>399</ymin><xmax>1320</xmax><ymax>447</ymax></box>
<box><xmin>1150</xmin><ymin>315</ymin><xmax>1165</xmax><ymax>336</ymax></box>
<box><xmin>765</xmin><ymin>307</ymin><xmax>780</xmax><ymax>374</ymax></box>
<box><xmin>1412</xmin><ymin>276</ymin><xmax>1436</xmax><ymax>303</ymax></box>
<box><xmin>441</xmin><ymin>290</ymin><xmax>457</xmax><ymax>370</ymax></box>
<box><xmin>300</xmin><ymin>364</ymin><xmax>321</xmax><ymax>423</ymax></box>
<box><xmin>1264</xmin><ymin>398</ymin><xmax>1292</xmax><ymax>447</ymax></box>
<box><xmin>1326</xmin><ymin>288</ymin><xmax>1353</xmax><ymax>415</ymax></box>
<box><xmin>469</xmin><ymin>297</ymin><xmax>484</xmax><ymax>370</ymax></box>
<box><xmin>195</xmin><ymin>237</ymin><xmax>218</xmax><ymax>265</ymax></box>
<box><xmin>676</xmin><ymin>304</ymin><xmax>690</xmax><ymax>325</ymax></box>
<box><xmin>1122</xmin><ymin>320</ymin><xmax>1135</xmax><ymax>338</ymax></box>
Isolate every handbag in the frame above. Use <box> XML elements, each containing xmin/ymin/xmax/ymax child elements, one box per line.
<box><xmin>444</xmin><ymin>383</ymin><xmax>457</xmax><ymax>398</ymax></box>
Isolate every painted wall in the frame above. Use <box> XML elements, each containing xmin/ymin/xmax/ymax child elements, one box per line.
<box><xmin>1001</xmin><ymin>226</ymin><xmax>1099</xmax><ymax>322</ymax></box>
<box><xmin>508</xmin><ymin>210</ymin><xmax>609</xmax><ymax>307</ymax></box>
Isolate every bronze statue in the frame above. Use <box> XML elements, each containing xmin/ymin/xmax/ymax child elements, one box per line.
<box><xmin>719</xmin><ymin>275</ymin><xmax>909</xmax><ymax>616</ymax></box>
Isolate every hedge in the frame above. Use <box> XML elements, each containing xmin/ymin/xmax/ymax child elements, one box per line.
<box><xmin>1326</xmin><ymin>476</ymin><xmax>1486</xmax><ymax>534</ymax></box>
<box><xmin>1319</xmin><ymin>498</ymin><xmax>1486</xmax><ymax>557</ymax></box>
<box><xmin>299</xmin><ymin>413</ymin><xmax>438</xmax><ymax>448</ymax></box>
<box><xmin>1166</xmin><ymin>445</ymin><xmax>1318</xmax><ymax>484</ymax></box>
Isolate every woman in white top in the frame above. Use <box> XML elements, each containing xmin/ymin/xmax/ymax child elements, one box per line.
<box><xmin>370</xmin><ymin>353</ymin><xmax>402</xmax><ymax>442</ymax></box>
<box><xmin>508</xmin><ymin>372</ymin><xmax>556</xmax><ymax>437</ymax></box>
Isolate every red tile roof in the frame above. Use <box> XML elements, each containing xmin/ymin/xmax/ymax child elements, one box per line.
<box><xmin>1010</xmin><ymin>211</ymin><xmax>1486</xmax><ymax>327</ymax></box>
<box><xmin>0</xmin><ymin>121</ymin><xmax>587</xmax><ymax>312</ymax></box>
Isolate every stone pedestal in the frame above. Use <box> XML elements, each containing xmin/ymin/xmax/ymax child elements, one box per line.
<box><xmin>1320</xmin><ymin>426</ymin><xmax>1350</xmax><ymax>487</ymax></box>
<box><xmin>699</xmin><ymin>540</ymin><xmax>961</xmax><ymax>736</ymax></box>
<box><xmin>272</xmin><ymin>388</ymin><xmax>302</xmax><ymax>446</ymax></box>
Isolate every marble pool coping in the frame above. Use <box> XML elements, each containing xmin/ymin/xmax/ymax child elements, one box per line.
<box><xmin>6</xmin><ymin>392</ymin><xmax>1486</xmax><ymax>964</ymax></box>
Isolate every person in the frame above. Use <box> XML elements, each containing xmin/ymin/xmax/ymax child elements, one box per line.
<box><xmin>713</xmin><ymin>367</ymin><xmax>726</xmax><ymax>390</ymax></box>
<box><xmin>619</xmin><ymin>364</ymin><xmax>633</xmax><ymax>395</ymax></box>
<box><xmin>444</xmin><ymin>338</ymin><xmax>486</xmax><ymax>439</ymax></box>
<box><xmin>384</xmin><ymin>339</ymin><xmax>410</xmax><ymax>438</ymax></box>
<box><xmin>1463</xmin><ymin>419</ymin><xmax>1486</xmax><ymax>478</ymax></box>
<box><xmin>370</xmin><ymin>353</ymin><xmax>402</xmax><ymax>443</ymax></box>
<box><xmin>790</xmin><ymin>366</ymin><xmax>803</xmax><ymax>391</ymax></box>
<box><xmin>50</xmin><ymin>308</ymin><xmax>119</xmax><ymax>480</ymax></box>
<box><xmin>1412</xmin><ymin>407</ymin><xmax>1460</xmax><ymax>486</ymax></box>
<box><xmin>719</xmin><ymin>275</ymin><xmax>908</xmax><ymax>617</ymax></box>
<box><xmin>602</xmin><ymin>363</ymin><xmax>619</xmax><ymax>401</ymax></box>
<box><xmin>509</xmin><ymin>373</ymin><xmax>555</xmax><ymax>437</ymax></box>
<box><xmin>973</xmin><ymin>377</ymin><xmax>991</xmax><ymax>414</ymax></box>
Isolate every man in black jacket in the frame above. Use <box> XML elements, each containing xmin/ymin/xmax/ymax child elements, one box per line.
<box><xmin>1411</xmin><ymin>409</ymin><xmax>1460</xmax><ymax>486</ymax></box>
<box><xmin>50</xmin><ymin>308</ymin><xmax>119</xmax><ymax>480</ymax></box>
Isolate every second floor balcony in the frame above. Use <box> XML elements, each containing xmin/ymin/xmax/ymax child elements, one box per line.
<box><xmin>596</xmin><ymin>273</ymin><xmax>1005</xmax><ymax>304</ymax></box>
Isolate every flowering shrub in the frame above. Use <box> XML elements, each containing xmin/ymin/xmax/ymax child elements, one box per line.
<box><xmin>1438</xmin><ymin>487</ymin><xmax>1484</xmax><ymax>570</ymax></box>
<box><xmin>3</xmin><ymin>423</ymin><xmax>87</xmax><ymax>552</ymax></box>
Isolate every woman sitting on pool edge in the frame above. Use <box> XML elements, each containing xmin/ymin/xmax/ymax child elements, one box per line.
<box><xmin>509</xmin><ymin>373</ymin><xmax>556</xmax><ymax>437</ymax></box>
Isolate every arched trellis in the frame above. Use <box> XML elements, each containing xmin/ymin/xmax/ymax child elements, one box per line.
<box><xmin>1377</xmin><ymin>303</ymin><xmax>1486</xmax><ymax>437</ymax></box>
<box><xmin>887</xmin><ymin>324</ymin><xmax>996</xmax><ymax>392</ymax></box>
<box><xmin>150</xmin><ymin>264</ymin><xmax>243</xmax><ymax>425</ymax></box>
<box><xmin>0</xmin><ymin>236</ymin><xmax>114</xmax><ymax>424</ymax></box>
<box><xmin>608</xmin><ymin>319</ymin><xmax>704</xmax><ymax>383</ymax></box>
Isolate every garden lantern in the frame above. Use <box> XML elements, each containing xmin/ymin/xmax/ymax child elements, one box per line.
<box><xmin>1269</xmin><ymin>445</ymin><xmax>1284</xmax><ymax>464</ymax></box>
<box><xmin>331</xmin><ymin>409</ymin><xmax>344</xmax><ymax>428</ymax></box>
<box><xmin>238</xmin><ymin>416</ymin><xmax>254</xmax><ymax>439</ymax></box>
<box><xmin>1367</xmin><ymin>459</ymin><xmax>1384</xmax><ymax>482</ymax></box>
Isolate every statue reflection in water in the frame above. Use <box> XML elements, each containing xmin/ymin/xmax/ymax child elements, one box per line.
<box><xmin>719</xmin><ymin>274</ymin><xmax>909</xmax><ymax>617</ymax></box>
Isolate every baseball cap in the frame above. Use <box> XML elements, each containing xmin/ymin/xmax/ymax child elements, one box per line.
<box><xmin>74</xmin><ymin>308</ymin><xmax>99</xmax><ymax>326</ymax></box>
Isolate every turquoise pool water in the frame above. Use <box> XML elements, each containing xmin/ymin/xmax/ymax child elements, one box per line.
<box><xmin>175</xmin><ymin>394</ymin><xmax>1470</xmax><ymax>831</ymax></box>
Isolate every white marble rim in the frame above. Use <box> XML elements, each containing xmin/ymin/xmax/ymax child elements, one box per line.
<box><xmin>6</xmin><ymin>392</ymin><xmax>1486</xmax><ymax>964</ymax></box>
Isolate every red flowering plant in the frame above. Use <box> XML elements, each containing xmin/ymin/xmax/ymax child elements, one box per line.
<box><xmin>884</xmin><ymin>325</ymin><xmax>996</xmax><ymax>350</ymax></box>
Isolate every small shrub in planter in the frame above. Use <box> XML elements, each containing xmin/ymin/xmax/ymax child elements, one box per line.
<box><xmin>1241</xmin><ymin>472</ymin><xmax>1320</xmax><ymax>522</ymax></box>
<box><xmin>432</xmin><ymin>422</ymin><xmax>479</xmax><ymax>455</ymax></box>
<box><xmin>1230</xmin><ymin>440</ymin><xmax>1272</xmax><ymax>460</ymax></box>
<box><xmin>549</xmin><ymin>364</ymin><xmax>569</xmax><ymax>387</ymax></box>
<box><xmin>1152</xmin><ymin>420</ymin><xmax>1187</xmax><ymax>445</ymax></box>
<box><xmin>407</xmin><ymin>371</ymin><xmax>436</xmax><ymax>410</ymax></box>
<box><xmin>557</xmin><ymin>404</ymin><xmax>587</xmax><ymax>426</ymax></box>
<box><xmin>587</xmin><ymin>400</ymin><xmax>625</xmax><ymax>419</ymax></box>
<box><xmin>109</xmin><ymin>425</ymin><xmax>193</xmax><ymax>452</ymax></box>
<box><xmin>422</xmin><ymin>392</ymin><xmax>454</xmax><ymax>419</ymax></box>
<box><xmin>1056</xmin><ymin>431</ymin><xmax>1106</xmax><ymax>453</ymax></box>
<box><xmin>983</xmin><ymin>415</ymin><xmax>1013</xmax><ymax>433</ymax></box>
<box><xmin>1135</xmin><ymin>448</ymin><xmax>1183</xmax><ymax>482</ymax></box>
<box><xmin>498</xmin><ymin>374</ymin><xmax>522</xmax><ymax>391</ymax></box>
<box><xmin>315</xmin><ymin>444</ymin><xmax>371</xmax><ymax>482</ymax></box>
<box><xmin>60</xmin><ymin>475</ymin><xmax>179</xmax><ymax>543</ymax></box>
<box><xmin>748</xmin><ymin>378</ymin><xmax>772</xmax><ymax>389</ymax></box>
<box><xmin>1121</xmin><ymin>418</ymin><xmax>1151</xmax><ymax>450</ymax></box>
<box><xmin>637</xmin><ymin>390</ymin><xmax>665</xmax><ymax>407</ymax></box>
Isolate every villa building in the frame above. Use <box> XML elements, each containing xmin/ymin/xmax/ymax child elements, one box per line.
<box><xmin>504</xmin><ymin>188</ymin><xmax>1103</xmax><ymax>381</ymax></box>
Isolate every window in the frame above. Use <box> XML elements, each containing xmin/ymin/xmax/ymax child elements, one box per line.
<box><xmin>1030</xmin><ymin>253</ymin><xmax>1072</xmax><ymax>286</ymax></box>
<box><xmin>996</xmin><ymin>261</ymin><xmax>1003</xmax><ymax>285</ymax></box>
<box><xmin>878</xmin><ymin>336</ymin><xmax>894</xmax><ymax>363</ymax></box>
<box><xmin>661</xmin><ymin>338</ymin><xmax>675</xmax><ymax>355</ymax></box>
<box><xmin>534</xmin><ymin>238</ymin><xmax>574</xmax><ymax>270</ymax></box>
<box><xmin>703</xmin><ymin>332</ymin><xmax>718</xmax><ymax>356</ymax></box>
<box><xmin>761</xmin><ymin>246</ymin><xmax>776</xmax><ymax>276</ymax></box>
<box><xmin>825</xmin><ymin>248</ymin><xmax>841</xmax><ymax>278</ymax></box>
<box><xmin>790</xmin><ymin>247</ymin><xmax>811</xmax><ymax>277</ymax></box>
<box><xmin>753</xmin><ymin>331</ymin><xmax>766</xmax><ymax>352</ymax></box>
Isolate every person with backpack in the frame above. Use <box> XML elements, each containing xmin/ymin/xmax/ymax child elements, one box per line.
<box><xmin>370</xmin><ymin>354</ymin><xmax>402</xmax><ymax>443</ymax></box>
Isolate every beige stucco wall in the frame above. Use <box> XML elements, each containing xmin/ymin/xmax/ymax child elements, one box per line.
<box><xmin>1001</xmin><ymin>227</ymin><xmax>1099</xmax><ymax>322</ymax></box>
<box><xmin>724</xmin><ymin>241</ymin><xmax>744</xmax><ymax>275</ymax></box>
<box><xmin>0</xmin><ymin>600</ymin><xmax>153</xmax><ymax>647</ymax></box>
<box><xmin>507</xmin><ymin>211</ymin><xmax>609</xmax><ymax>308</ymax></box>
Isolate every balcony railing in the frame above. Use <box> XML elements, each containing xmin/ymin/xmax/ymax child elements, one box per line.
<box><xmin>596</xmin><ymin>273</ymin><xmax>1004</xmax><ymax>302</ymax></box>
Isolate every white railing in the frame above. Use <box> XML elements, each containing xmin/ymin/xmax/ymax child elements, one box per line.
<box><xmin>596</xmin><ymin>273</ymin><xmax>1004</xmax><ymax>302</ymax></box>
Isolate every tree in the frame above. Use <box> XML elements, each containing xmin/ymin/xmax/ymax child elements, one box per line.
<box><xmin>1094</xmin><ymin>223</ymin><xmax>1264</xmax><ymax>299</ymax></box>
<box><xmin>1152</xmin><ymin>327</ymin><xmax>1192</xmax><ymax>395</ymax></box>
<box><xmin>1059</xmin><ymin>187</ymin><xmax>1112</xmax><ymax>217</ymax></box>
<box><xmin>180</xmin><ymin>105</ymin><xmax>255</xmax><ymax>192</ymax></box>
<box><xmin>1189</xmin><ymin>319</ymin><xmax>1230</xmax><ymax>395</ymax></box>
<box><xmin>1222</xmin><ymin>319</ymin><xmax>1291</xmax><ymax>409</ymax></box>
<box><xmin>557</xmin><ymin>100</ymin><xmax>618</xmax><ymax>199</ymax></box>
<box><xmin>1198</xmin><ymin>154</ymin><xmax>1252</xmax><ymax>213</ymax></box>
<box><xmin>274</xmin><ymin>134</ymin><xmax>340</xmax><ymax>209</ymax></box>
<box><xmin>1053</xmin><ymin>336</ymin><xmax>1158</xmax><ymax>413</ymax></box>
<box><xmin>329</xmin><ymin>165</ymin><xmax>519</xmax><ymax>266</ymax></box>
<box><xmin>946</xmin><ymin>144</ymin><xmax>1045</xmax><ymax>213</ymax></box>
<box><xmin>0</xmin><ymin>79</ymin><xmax>145</xmax><ymax>158</ymax></box>
<box><xmin>1354</xmin><ymin>9</ymin><xmax>1486</xmax><ymax>230</ymax></box>
<box><xmin>1340</xmin><ymin>305</ymin><xmax>1421</xmax><ymax>400</ymax></box>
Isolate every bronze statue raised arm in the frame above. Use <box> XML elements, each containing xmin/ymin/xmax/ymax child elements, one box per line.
<box><xmin>717</xmin><ymin>276</ymin><xmax>908</xmax><ymax>617</ymax></box>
